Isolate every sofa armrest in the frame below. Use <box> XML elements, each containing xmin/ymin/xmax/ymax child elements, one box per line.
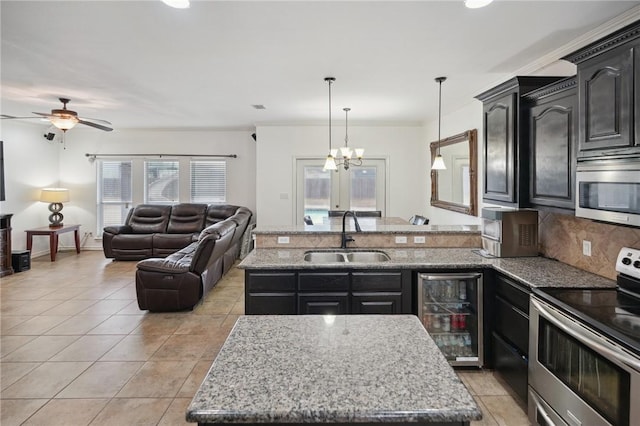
<box><xmin>103</xmin><ymin>225</ymin><xmax>133</xmax><ymax>235</ymax></box>
<box><xmin>137</xmin><ymin>255</ymin><xmax>191</xmax><ymax>274</ymax></box>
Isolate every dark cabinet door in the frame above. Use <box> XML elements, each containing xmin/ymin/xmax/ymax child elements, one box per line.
<box><xmin>351</xmin><ymin>293</ymin><xmax>402</xmax><ymax>314</ymax></box>
<box><xmin>483</xmin><ymin>93</ymin><xmax>516</xmax><ymax>204</ymax></box>
<box><xmin>529</xmin><ymin>81</ymin><xmax>577</xmax><ymax>211</ymax></box>
<box><xmin>577</xmin><ymin>43</ymin><xmax>634</xmax><ymax>157</ymax></box>
<box><xmin>298</xmin><ymin>294</ymin><xmax>349</xmax><ymax>315</ymax></box>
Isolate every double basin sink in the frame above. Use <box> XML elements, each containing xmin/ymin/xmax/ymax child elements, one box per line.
<box><xmin>303</xmin><ymin>250</ymin><xmax>390</xmax><ymax>264</ymax></box>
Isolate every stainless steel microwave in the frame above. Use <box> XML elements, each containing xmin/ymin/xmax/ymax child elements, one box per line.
<box><xmin>575</xmin><ymin>161</ymin><xmax>640</xmax><ymax>227</ymax></box>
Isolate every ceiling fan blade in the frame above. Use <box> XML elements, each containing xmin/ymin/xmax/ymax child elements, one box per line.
<box><xmin>32</xmin><ymin>112</ymin><xmax>53</xmax><ymax>118</ymax></box>
<box><xmin>1</xmin><ymin>114</ymin><xmax>43</xmax><ymax>119</ymax></box>
<box><xmin>78</xmin><ymin>119</ymin><xmax>113</xmax><ymax>132</ymax></box>
<box><xmin>78</xmin><ymin>116</ymin><xmax>112</xmax><ymax>125</ymax></box>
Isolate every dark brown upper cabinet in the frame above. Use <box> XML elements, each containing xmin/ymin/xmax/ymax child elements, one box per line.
<box><xmin>562</xmin><ymin>21</ymin><xmax>640</xmax><ymax>160</ymax></box>
<box><xmin>524</xmin><ymin>77</ymin><xmax>577</xmax><ymax>212</ymax></box>
<box><xmin>475</xmin><ymin>77</ymin><xmax>564</xmax><ymax>207</ymax></box>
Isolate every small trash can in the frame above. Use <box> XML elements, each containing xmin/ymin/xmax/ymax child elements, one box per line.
<box><xmin>12</xmin><ymin>250</ymin><xmax>30</xmax><ymax>272</ymax></box>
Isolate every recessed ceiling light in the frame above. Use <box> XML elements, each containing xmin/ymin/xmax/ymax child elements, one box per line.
<box><xmin>465</xmin><ymin>0</ymin><xmax>493</xmax><ymax>9</ymax></box>
<box><xmin>162</xmin><ymin>0</ymin><xmax>190</xmax><ymax>9</ymax></box>
<box><xmin>252</xmin><ymin>104</ymin><xmax>266</xmax><ymax>110</ymax></box>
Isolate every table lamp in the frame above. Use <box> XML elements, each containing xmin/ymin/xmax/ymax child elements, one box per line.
<box><xmin>40</xmin><ymin>188</ymin><xmax>69</xmax><ymax>227</ymax></box>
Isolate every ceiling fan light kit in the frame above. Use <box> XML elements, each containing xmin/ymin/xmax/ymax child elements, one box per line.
<box><xmin>464</xmin><ymin>0</ymin><xmax>494</xmax><ymax>9</ymax></box>
<box><xmin>162</xmin><ymin>0</ymin><xmax>190</xmax><ymax>9</ymax></box>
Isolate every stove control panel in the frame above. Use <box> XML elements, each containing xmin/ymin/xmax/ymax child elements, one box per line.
<box><xmin>616</xmin><ymin>247</ymin><xmax>640</xmax><ymax>279</ymax></box>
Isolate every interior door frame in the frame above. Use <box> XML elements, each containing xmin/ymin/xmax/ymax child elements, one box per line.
<box><xmin>293</xmin><ymin>156</ymin><xmax>390</xmax><ymax>225</ymax></box>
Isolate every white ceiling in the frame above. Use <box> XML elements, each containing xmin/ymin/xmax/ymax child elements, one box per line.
<box><xmin>1</xmin><ymin>1</ymin><xmax>639</xmax><ymax>131</ymax></box>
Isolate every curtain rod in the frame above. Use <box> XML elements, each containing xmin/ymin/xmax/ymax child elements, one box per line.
<box><xmin>85</xmin><ymin>153</ymin><xmax>237</xmax><ymax>160</ymax></box>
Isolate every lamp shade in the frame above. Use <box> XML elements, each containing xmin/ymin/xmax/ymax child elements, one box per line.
<box><xmin>431</xmin><ymin>155</ymin><xmax>447</xmax><ymax>170</ymax></box>
<box><xmin>40</xmin><ymin>188</ymin><xmax>70</xmax><ymax>203</ymax></box>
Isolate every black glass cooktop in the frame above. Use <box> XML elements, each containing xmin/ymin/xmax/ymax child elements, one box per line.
<box><xmin>537</xmin><ymin>287</ymin><xmax>640</xmax><ymax>356</ymax></box>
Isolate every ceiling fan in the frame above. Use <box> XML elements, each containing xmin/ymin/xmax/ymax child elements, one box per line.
<box><xmin>1</xmin><ymin>98</ymin><xmax>113</xmax><ymax>132</ymax></box>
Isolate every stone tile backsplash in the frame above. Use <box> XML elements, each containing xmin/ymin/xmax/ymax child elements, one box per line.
<box><xmin>538</xmin><ymin>211</ymin><xmax>640</xmax><ymax>280</ymax></box>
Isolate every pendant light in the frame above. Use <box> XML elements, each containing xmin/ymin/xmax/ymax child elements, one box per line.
<box><xmin>323</xmin><ymin>77</ymin><xmax>338</xmax><ymax>171</ymax></box>
<box><xmin>432</xmin><ymin>76</ymin><xmax>447</xmax><ymax>170</ymax></box>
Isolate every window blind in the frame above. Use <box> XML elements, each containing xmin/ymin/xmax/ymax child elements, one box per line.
<box><xmin>191</xmin><ymin>160</ymin><xmax>226</xmax><ymax>203</ymax></box>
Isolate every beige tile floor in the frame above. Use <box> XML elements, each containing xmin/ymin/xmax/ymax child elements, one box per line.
<box><xmin>1</xmin><ymin>250</ymin><xmax>530</xmax><ymax>425</ymax></box>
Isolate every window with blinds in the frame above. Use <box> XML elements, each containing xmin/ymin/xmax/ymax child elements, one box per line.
<box><xmin>95</xmin><ymin>157</ymin><xmax>228</xmax><ymax>235</ymax></box>
<box><xmin>191</xmin><ymin>160</ymin><xmax>226</xmax><ymax>203</ymax></box>
<box><xmin>97</xmin><ymin>161</ymin><xmax>132</xmax><ymax>234</ymax></box>
<box><xmin>145</xmin><ymin>160</ymin><xmax>179</xmax><ymax>204</ymax></box>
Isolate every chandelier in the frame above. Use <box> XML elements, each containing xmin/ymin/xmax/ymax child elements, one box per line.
<box><xmin>322</xmin><ymin>78</ymin><xmax>364</xmax><ymax>171</ymax></box>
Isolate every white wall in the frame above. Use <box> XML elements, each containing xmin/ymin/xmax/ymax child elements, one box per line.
<box><xmin>1</xmin><ymin>121</ymin><xmax>257</xmax><ymax>254</ymax></box>
<box><xmin>1</xmin><ymin>121</ymin><xmax>63</xmax><ymax>255</ymax></box>
<box><xmin>255</xmin><ymin>124</ymin><xmax>427</xmax><ymax>225</ymax></box>
<box><xmin>425</xmin><ymin>101</ymin><xmax>484</xmax><ymax>225</ymax></box>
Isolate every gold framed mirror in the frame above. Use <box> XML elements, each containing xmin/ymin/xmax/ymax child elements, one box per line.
<box><xmin>430</xmin><ymin>129</ymin><xmax>478</xmax><ymax>216</ymax></box>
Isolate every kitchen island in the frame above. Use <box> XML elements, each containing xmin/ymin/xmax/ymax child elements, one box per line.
<box><xmin>186</xmin><ymin>315</ymin><xmax>482</xmax><ymax>425</ymax></box>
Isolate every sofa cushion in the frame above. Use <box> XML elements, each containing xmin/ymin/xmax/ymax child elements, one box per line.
<box><xmin>129</xmin><ymin>205</ymin><xmax>172</xmax><ymax>234</ymax></box>
<box><xmin>137</xmin><ymin>254</ymin><xmax>192</xmax><ymax>274</ymax></box>
<box><xmin>167</xmin><ymin>204</ymin><xmax>207</xmax><ymax>233</ymax></box>
<box><xmin>152</xmin><ymin>233</ymin><xmax>198</xmax><ymax>257</ymax></box>
<box><xmin>112</xmin><ymin>234</ymin><xmax>154</xmax><ymax>249</ymax></box>
<box><xmin>205</xmin><ymin>204</ymin><xmax>240</xmax><ymax>226</ymax></box>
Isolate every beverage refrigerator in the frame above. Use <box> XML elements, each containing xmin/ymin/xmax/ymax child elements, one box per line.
<box><xmin>417</xmin><ymin>273</ymin><xmax>483</xmax><ymax>367</ymax></box>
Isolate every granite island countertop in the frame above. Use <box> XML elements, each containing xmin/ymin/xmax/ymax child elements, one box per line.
<box><xmin>239</xmin><ymin>248</ymin><xmax>616</xmax><ymax>289</ymax></box>
<box><xmin>186</xmin><ymin>315</ymin><xmax>482</xmax><ymax>425</ymax></box>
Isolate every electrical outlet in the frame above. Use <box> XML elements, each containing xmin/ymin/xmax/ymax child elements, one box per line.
<box><xmin>583</xmin><ymin>240</ymin><xmax>591</xmax><ymax>257</ymax></box>
<box><xmin>413</xmin><ymin>236</ymin><xmax>426</xmax><ymax>244</ymax></box>
<box><xmin>277</xmin><ymin>236</ymin><xmax>290</xmax><ymax>244</ymax></box>
<box><xmin>395</xmin><ymin>236</ymin><xmax>407</xmax><ymax>244</ymax></box>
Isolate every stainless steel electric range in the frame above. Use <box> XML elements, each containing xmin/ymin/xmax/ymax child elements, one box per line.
<box><xmin>528</xmin><ymin>247</ymin><xmax>640</xmax><ymax>426</ymax></box>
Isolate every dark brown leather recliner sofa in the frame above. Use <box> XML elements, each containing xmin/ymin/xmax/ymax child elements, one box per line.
<box><xmin>102</xmin><ymin>203</ymin><xmax>252</xmax><ymax>312</ymax></box>
<box><xmin>135</xmin><ymin>220</ymin><xmax>237</xmax><ymax>312</ymax></box>
<box><xmin>102</xmin><ymin>203</ymin><xmax>251</xmax><ymax>261</ymax></box>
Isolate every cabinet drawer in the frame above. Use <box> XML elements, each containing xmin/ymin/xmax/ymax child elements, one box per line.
<box><xmin>351</xmin><ymin>293</ymin><xmax>402</xmax><ymax>314</ymax></box>
<box><xmin>492</xmin><ymin>332</ymin><xmax>528</xmax><ymax>404</ymax></box>
<box><xmin>246</xmin><ymin>272</ymin><xmax>296</xmax><ymax>292</ymax></box>
<box><xmin>246</xmin><ymin>293</ymin><xmax>296</xmax><ymax>315</ymax></box>
<box><xmin>298</xmin><ymin>293</ymin><xmax>349</xmax><ymax>315</ymax></box>
<box><xmin>298</xmin><ymin>272</ymin><xmax>349</xmax><ymax>292</ymax></box>
<box><xmin>352</xmin><ymin>271</ymin><xmax>402</xmax><ymax>291</ymax></box>
<box><xmin>494</xmin><ymin>295</ymin><xmax>529</xmax><ymax>355</ymax></box>
<box><xmin>495</xmin><ymin>275</ymin><xmax>529</xmax><ymax>314</ymax></box>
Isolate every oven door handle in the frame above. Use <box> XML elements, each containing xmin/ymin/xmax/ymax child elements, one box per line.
<box><xmin>532</xmin><ymin>297</ymin><xmax>640</xmax><ymax>372</ymax></box>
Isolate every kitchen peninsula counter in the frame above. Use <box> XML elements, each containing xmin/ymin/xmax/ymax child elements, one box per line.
<box><xmin>186</xmin><ymin>315</ymin><xmax>482</xmax><ymax>425</ymax></box>
<box><xmin>252</xmin><ymin>220</ymin><xmax>481</xmax><ymax>250</ymax></box>
<box><xmin>239</xmin><ymin>248</ymin><xmax>616</xmax><ymax>289</ymax></box>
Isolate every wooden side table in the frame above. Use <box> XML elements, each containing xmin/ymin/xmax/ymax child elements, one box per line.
<box><xmin>25</xmin><ymin>224</ymin><xmax>81</xmax><ymax>262</ymax></box>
